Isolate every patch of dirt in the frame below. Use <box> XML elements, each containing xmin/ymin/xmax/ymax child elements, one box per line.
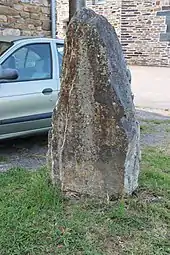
<box><xmin>136</xmin><ymin>108</ymin><xmax>170</xmax><ymax>151</ymax></box>
<box><xmin>0</xmin><ymin>108</ymin><xmax>170</xmax><ymax>172</ymax></box>
<box><xmin>0</xmin><ymin>135</ymin><xmax>48</xmax><ymax>172</ymax></box>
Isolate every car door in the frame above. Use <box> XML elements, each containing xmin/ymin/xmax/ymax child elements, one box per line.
<box><xmin>0</xmin><ymin>42</ymin><xmax>57</xmax><ymax>138</ymax></box>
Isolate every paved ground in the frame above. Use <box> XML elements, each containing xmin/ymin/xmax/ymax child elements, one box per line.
<box><xmin>0</xmin><ymin>66</ymin><xmax>170</xmax><ymax>171</ymax></box>
<box><xmin>130</xmin><ymin>66</ymin><xmax>170</xmax><ymax>110</ymax></box>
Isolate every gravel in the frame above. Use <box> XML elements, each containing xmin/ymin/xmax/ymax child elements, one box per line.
<box><xmin>0</xmin><ymin>108</ymin><xmax>170</xmax><ymax>172</ymax></box>
<box><xmin>0</xmin><ymin>135</ymin><xmax>48</xmax><ymax>172</ymax></box>
<box><xmin>136</xmin><ymin>108</ymin><xmax>170</xmax><ymax>149</ymax></box>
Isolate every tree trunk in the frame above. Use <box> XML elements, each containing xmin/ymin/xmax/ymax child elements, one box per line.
<box><xmin>69</xmin><ymin>0</ymin><xmax>86</xmax><ymax>21</ymax></box>
<box><xmin>78</xmin><ymin>0</ymin><xmax>86</xmax><ymax>8</ymax></box>
<box><xmin>69</xmin><ymin>0</ymin><xmax>76</xmax><ymax>21</ymax></box>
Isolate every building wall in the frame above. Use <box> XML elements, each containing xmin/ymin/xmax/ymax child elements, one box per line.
<box><xmin>87</xmin><ymin>0</ymin><xmax>121</xmax><ymax>36</ymax></box>
<box><xmin>57</xmin><ymin>0</ymin><xmax>69</xmax><ymax>37</ymax></box>
<box><xmin>0</xmin><ymin>0</ymin><xmax>51</xmax><ymax>37</ymax></box>
<box><xmin>0</xmin><ymin>0</ymin><xmax>169</xmax><ymax>67</ymax></box>
<box><xmin>121</xmin><ymin>0</ymin><xmax>170</xmax><ymax>67</ymax></box>
<box><xmin>57</xmin><ymin>0</ymin><xmax>121</xmax><ymax>38</ymax></box>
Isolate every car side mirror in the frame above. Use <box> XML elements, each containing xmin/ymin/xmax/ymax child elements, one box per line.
<box><xmin>0</xmin><ymin>66</ymin><xmax>18</xmax><ymax>80</ymax></box>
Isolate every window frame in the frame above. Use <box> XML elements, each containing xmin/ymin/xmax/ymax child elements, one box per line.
<box><xmin>1</xmin><ymin>42</ymin><xmax>53</xmax><ymax>83</ymax></box>
<box><xmin>92</xmin><ymin>0</ymin><xmax>106</xmax><ymax>5</ymax></box>
<box><xmin>56</xmin><ymin>43</ymin><xmax>64</xmax><ymax>77</ymax></box>
<box><xmin>0</xmin><ymin>41</ymin><xmax>14</xmax><ymax>57</ymax></box>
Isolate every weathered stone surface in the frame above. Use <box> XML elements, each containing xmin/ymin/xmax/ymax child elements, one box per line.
<box><xmin>0</xmin><ymin>5</ymin><xmax>19</xmax><ymax>16</ymax></box>
<box><xmin>20</xmin><ymin>11</ymin><xmax>30</xmax><ymax>19</ymax></box>
<box><xmin>0</xmin><ymin>0</ymin><xmax>51</xmax><ymax>37</ymax></box>
<box><xmin>30</xmin><ymin>13</ymin><xmax>40</xmax><ymax>20</ymax></box>
<box><xmin>42</xmin><ymin>20</ymin><xmax>50</xmax><ymax>30</ymax></box>
<box><xmin>48</xmin><ymin>8</ymin><xmax>140</xmax><ymax>200</ymax></box>
<box><xmin>41</xmin><ymin>6</ymin><xmax>50</xmax><ymax>14</ymax></box>
<box><xmin>26</xmin><ymin>18</ymin><xmax>42</xmax><ymax>27</ymax></box>
<box><xmin>23</xmin><ymin>5</ymin><xmax>41</xmax><ymax>13</ymax></box>
<box><xmin>2</xmin><ymin>28</ymin><xmax>20</xmax><ymax>36</ymax></box>
<box><xmin>13</xmin><ymin>4</ymin><xmax>24</xmax><ymax>11</ymax></box>
<box><xmin>0</xmin><ymin>15</ymin><xmax>7</xmax><ymax>22</ymax></box>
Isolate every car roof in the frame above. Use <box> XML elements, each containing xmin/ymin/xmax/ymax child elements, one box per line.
<box><xmin>0</xmin><ymin>35</ymin><xmax>64</xmax><ymax>44</ymax></box>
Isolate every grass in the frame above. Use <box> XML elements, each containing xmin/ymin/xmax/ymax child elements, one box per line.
<box><xmin>141</xmin><ymin>119</ymin><xmax>170</xmax><ymax>125</ymax></box>
<box><xmin>0</xmin><ymin>155</ymin><xmax>8</xmax><ymax>163</ymax></box>
<box><xmin>140</xmin><ymin>124</ymin><xmax>154</xmax><ymax>134</ymax></box>
<box><xmin>0</xmin><ymin>149</ymin><xmax>170</xmax><ymax>255</ymax></box>
<box><xmin>140</xmin><ymin>118</ymin><xmax>170</xmax><ymax>135</ymax></box>
<box><xmin>165</xmin><ymin>127</ymin><xmax>170</xmax><ymax>133</ymax></box>
<box><xmin>140</xmin><ymin>119</ymin><xmax>170</xmax><ymax>135</ymax></box>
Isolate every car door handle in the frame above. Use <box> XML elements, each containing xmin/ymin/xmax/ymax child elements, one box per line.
<box><xmin>42</xmin><ymin>88</ymin><xmax>53</xmax><ymax>95</ymax></box>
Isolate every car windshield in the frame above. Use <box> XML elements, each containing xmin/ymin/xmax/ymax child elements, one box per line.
<box><xmin>0</xmin><ymin>41</ymin><xmax>13</xmax><ymax>56</ymax></box>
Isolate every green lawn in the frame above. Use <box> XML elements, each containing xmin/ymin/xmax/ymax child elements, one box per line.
<box><xmin>0</xmin><ymin>149</ymin><xmax>169</xmax><ymax>255</ymax></box>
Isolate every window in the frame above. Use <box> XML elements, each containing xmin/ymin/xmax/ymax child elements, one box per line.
<box><xmin>0</xmin><ymin>41</ymin><xmax>13</xmax><ymax>56</ymax></box>
<box><xmin>56</xmin><ymin>44</ymin><xmax>64</xmax><ymax>76</ymax></box>
<box><xmin>2</xmin><ymin>43</ymin><xmax>52</xmax><ymax>82</ymax></box>
<box><xmin>92</xmin><ymin>0</ymin><xmax>106</xmax><ymax>4</ymax></box>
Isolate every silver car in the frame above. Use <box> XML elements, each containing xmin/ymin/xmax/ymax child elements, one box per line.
<box><xmin>0</xmin><ymin>36</ymin><xmax>64</xmax><ymax>140</ymax></box>
<box><xmin>0</xmin><ymin>36</ymin><xmax>132</xmax><ymax>140</ymax></box>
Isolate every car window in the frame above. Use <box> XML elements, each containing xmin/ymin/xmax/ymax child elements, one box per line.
<box><xmin>13</xmin><ymin>47</ymin><xmax>28</xmax><ymax>69</ymax></box>
<box><xmin>56</xmin><ymin>44</ymin><xmax>64</xmax><ymax>76</ymax></box>
<box><xmin>2</xmin><ymin>43</ymin><xmax>52</xmax><ymax>82</ymax></box>
<box><xmin>0</xmin><ymin>41</ymin><xmax>13</xmax><ymax>56</ymax></box>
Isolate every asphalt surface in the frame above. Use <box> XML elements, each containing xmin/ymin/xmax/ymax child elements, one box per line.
<box><xmin>131</xmin><ymin>66</ymin><xmax>170</xmax><ymax>110</ymax></box>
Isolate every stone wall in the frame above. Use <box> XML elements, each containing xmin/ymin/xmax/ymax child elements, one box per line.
<box><xmin>57</xmin><ymin>0</ymin><xmax>121</xmax><ymax>38</ymax></box>
<box><xmin>0</xmin><ymin>0</ymin><xmax>169</xmax><ymax>66</ymax></box>
<box><xmin>57</xmin><ymin>0</ymin><xmax>69</xmax><ymax>37</ymax></box>
<box><xmin>121</xmin><ymin>0</ymin><xmax>170</xmax><ymax>67</ymax></box>
<box><xmin>0</xmin><ymin>0</ymin><xmax>51</xmax><ymax>37</ymax></box>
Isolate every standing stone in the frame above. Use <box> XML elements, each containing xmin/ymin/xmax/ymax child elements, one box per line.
<box><xmin>48</xmin><ymin>8</ymin><xmax>140</xmax><ymax>200</ymax></box>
